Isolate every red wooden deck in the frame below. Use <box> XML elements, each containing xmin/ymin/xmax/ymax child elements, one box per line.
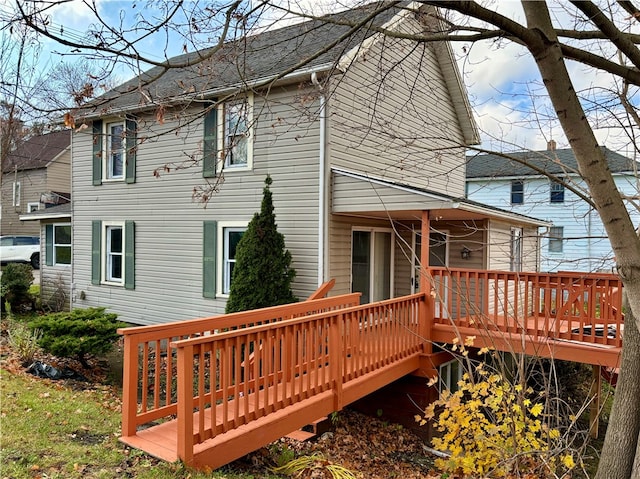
<box><xmin>118</xmin><ymin>271</ymin><xmax>623</xmax><ymax>470</ymax></box>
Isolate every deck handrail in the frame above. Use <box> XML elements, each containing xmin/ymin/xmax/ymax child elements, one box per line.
<box><xmin>169</xmin><ymin>293</ymin><xmax>425</xmax><ymax>464</ymax></box>
<box><xmin>118</xmin><ymin>292</ymin><xmax>361</xmax><ymax>437</ymax></box>
<box><xmin>428</xmin><ymin>267</ymin><xmax>624</xmax><ymax>348</ymax></box>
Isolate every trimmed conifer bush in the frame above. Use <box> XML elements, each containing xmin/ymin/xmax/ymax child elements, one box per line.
<box><xmin>225</xmin><ymin>176</ymin><xmax>297</xmax><ymax>313</ymax></box>
<box><xmin>29</xmin><ymin>307</ymin><xmax>126</xmax><ymax>368</ymax></box>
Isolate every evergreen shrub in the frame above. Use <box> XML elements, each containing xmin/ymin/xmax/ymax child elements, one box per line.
<box><xmin>226</xmin><ymin>175</ymin><xmax>297</xmax><ymax>313</ymax></box>
<box><xmin>29</xmin><ymin>307</ymin><xmax>126</xmax><ymax>368</ymax></box>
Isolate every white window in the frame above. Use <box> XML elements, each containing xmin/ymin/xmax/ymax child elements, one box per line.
<box><xmin>27</xmin><ymin>202</ymin><xmax>40</xmax><ymax>213</ymax></box>
<box><xmin>104</xmin><ymin>223</ymin><xmax>124</xmax><ymax>283</ymax></box>
<box><xmin>510</xmin><ymin>227</ymin><xmax>523</xmax><ymax>272</ymax></box>
<box><xmin>12</xmin><ymin>181</ymin><xmax>20</xmax><ymax>206</ymax></box>
<box><xmin>549</xmin><ymin>226</ymin><xmax>564</xmax><ymax>253</ymax></box>
<box><xmin>217</xmin><ymin>223</ymin><xmax>247</xmax><ymax>295</ymax></box>
<box><xmin>53</xmin><ymin>224</ymin><xmax>71</xmax><ymax>265</ymax></box>
<box><xmin>438</xmin><ymin>359</ymin><xmax>462</xmax><ymax>396</ymax></box>
<box><xmin>105</xmin><ymin>121</ymin><xmax>125</xmax><ymax>180</ymax></box>
<box><xmin>218</xmin><ymin>95</ymin><xmax>253</xmax><ymax>170</ymax></box>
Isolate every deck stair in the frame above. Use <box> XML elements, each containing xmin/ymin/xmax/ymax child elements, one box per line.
<box><xmin>287</xmin><ymin>416</ymin><xmax>331</xmax><ymax>441</ymax></box>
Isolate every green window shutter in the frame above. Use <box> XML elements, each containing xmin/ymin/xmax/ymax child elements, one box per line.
<box><xmin>125</xmin><ymin>116</ymin><xmax>137</xmax><ymax>184</ymax></box>
<box><xmin>91</xmin><ymin>220</ymin><xmax>102</xmax><ymax>284</ymax></box>
<box><xmin>45</xmin><ymin>224</ymin><xmax>54</xmax><ymax>266</ymax></box>
<box><xmin>203</xmin><ymin>104</ymin><xmax>217</xmax><ymax>178</ymax></box>
<box><xmin>203</xmin><ymin>220</ymin><xmax>217</xmax><ymax>298</ymax></box>
<box><xmin>125</xmin><ymin>220</ymin><xmax>135</xmax><ymax>290</ymax></box>
<box><xmin>92</xmin><ymin>120</ymin><xmax>103</xmax><ymax>186</ymax></box>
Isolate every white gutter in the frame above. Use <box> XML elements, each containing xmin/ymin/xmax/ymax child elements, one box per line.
<box><xmin>312</xmin><ymin>72</ymin><xmax>327</xmax><ymax>286</ymax></box>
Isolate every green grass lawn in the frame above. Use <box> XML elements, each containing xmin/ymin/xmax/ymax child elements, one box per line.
<box><xmin>0</xmin><ymin>368</ymin><xmax>276</xmax><ymax>479</ymax></box>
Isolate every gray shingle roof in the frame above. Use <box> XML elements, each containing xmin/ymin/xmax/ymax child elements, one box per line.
<box><xmin>86</xmin><ymin>2</ymin><xmax>405</xmax><ymax>114</ymax></box>
<box><xmin>3</xmin><ymin>130</ymin><xmax>71</xmax><ymax>173</ymax></box>
<box><xmin>466</xmin><ymin>147</ymin><xmax>639</xmax><ymax>178</ymax></box>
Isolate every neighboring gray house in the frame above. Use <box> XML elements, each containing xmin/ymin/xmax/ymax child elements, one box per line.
<box><xmin>69</xmin><ymin>2</ymin><xmax>547</xmax><ymax>326</ymax></box>
<box><xmin>466</xmin><ymin>143</ymin><xmax>640</xmax><ymax>272</ymax></box>
<box><xmin>1</xmin><ymin>130</ymin><xmax>71</xmax><ymax>236</ymax></box>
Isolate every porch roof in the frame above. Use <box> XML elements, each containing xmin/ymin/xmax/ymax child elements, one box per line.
<box><xmin>331</xmin><ymin>167</ymin><xmax>550</xmax><ymax>227</ymax></box>
<box><xmin>19</xmin><ymin>203</ymin><xmax>71</xmax><ymax>221</ymax></box>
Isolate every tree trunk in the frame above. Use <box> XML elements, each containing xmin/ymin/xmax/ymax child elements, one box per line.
<box><xmin>518</xmin><ymin>4</ymin><xmax>640</xmax><ymax>476</ymax></box>
<box><xmin>594</xmin><ymin>293</ymin><xmax>640</xmax><ymax>479</ymax></box>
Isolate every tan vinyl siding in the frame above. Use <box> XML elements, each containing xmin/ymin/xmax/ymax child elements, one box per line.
<box><xmin>442</xmin><ymin>220</ymin><xmax>487</xmax><ymax>270</ymax></box>
<box><xmin>332</xmin><ymin>172</ymin><xmax>453</xmax><ymax>213</ymax></box>
<box><xmin>328</xmin><ymin>20</ymin><xmax>467</xmax><ymax>197</ymax></box>
<box><xmin>72</xmin><ymin>88</ymin><xmax>321</xmax><ymax>325</ymax></box>
<box><xmin>46</xmin><ymin>150</ymin><xmax>71</xmax><ymax>193</ymax></box>
<box><xmin>0</xmin><ymin>168</ymin><xmax>46</xmax><ymax>236</ymax></box>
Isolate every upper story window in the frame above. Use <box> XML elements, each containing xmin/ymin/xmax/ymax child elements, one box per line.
<box><xmin>511</xmin><ymin>180</ymin><xmax>523</xmax><ymax>204</ymax></box>
<box><xmin>27</xmin><ymin>202</ymin><xmax>40</xmax><ymax>213</ymax></box>
<box><xmin>105</xmin><ymin>121</ymin><xmax>125</xmax><ymax>180</ymax></box>
<box><xmin>550</xmin><ymin>179</ymin><xmax>565</xmax><ymax>203</ymax></box>
<box><xmin>92</xmin><ymin>117</ymin><xmax>137</xmax><ymax>185</ymax></box>
<box><xmin>223</xmin><ymin>100</ymin><xmax>251</xmax><ymax>168</ymax></box>
<box><xmin>202</xmin><ymin>95</ymin><xmax>254</xmax><ymax>178</ymax></box>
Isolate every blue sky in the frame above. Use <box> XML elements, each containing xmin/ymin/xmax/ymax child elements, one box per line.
<box><xmin>2</xmin><ymin>0</ymin><xmax>635</xmax><ymax>155</ymax></box>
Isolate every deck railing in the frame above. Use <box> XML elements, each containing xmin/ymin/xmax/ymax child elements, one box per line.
<box><xmin>169</xmin><ymin>293</ymin><xmax>425</xmax><ymax>462</ymax></box>
<box><xmin>429</xmin><ymin>268</ymin><xmax>624</xmax><ymax>347</ymax></box>
<box><xmin>118</xmin><ymin>292</ymin><xmax>361</xmax><ymax>436</ymax></box>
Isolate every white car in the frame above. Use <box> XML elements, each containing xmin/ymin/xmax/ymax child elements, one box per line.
<box><xmin>0</xmin><ymin>236</ymin><xmax>40</xmax><ymax>269</ymax></box>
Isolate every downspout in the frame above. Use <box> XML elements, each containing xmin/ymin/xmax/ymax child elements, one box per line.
<box><xmin>311</xmin><ymin>72</ymin><xmax>327</xmax><ymax>286</ymax></box>
<box><xmin>70</xmin><ymin>132</ymin><xmax>75</xmax><ymax>311</ymax></box>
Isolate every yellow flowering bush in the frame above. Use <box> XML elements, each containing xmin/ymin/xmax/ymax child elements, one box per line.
<box><xmin>417</xmin><ymin>362</ymin><xmax>571</xmax><ymax>478</ymax></box>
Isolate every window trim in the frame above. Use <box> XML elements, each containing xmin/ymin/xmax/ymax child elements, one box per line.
<box><xmin>510</xmin><ymin>227</ymin><xmax>523</xmax><ymax>272</ymax></box>
<box><xmin>102</xmin><ymin>221</ymin><xmax>125</xmax><ymax>285</ymax></box>
<box><xmin>438</xmin><ymin>358</ymin><xmax>462</xmax><ymax>396</ymax></box>
<box><xmin>548</xmin><ymin>226</ymin><xmax>564</xmax><ymax>253</ymax></box>
<box><xmin>52</xmin><ymin>223</ymin><xmax>71</xmax><ymax>266</ymax></box>
<box><xmin>550</xmin><ymin>179</ymin><xmax>565</xmax><ymax>203</ymax></box>
<box><xmin>27</xmin><ymin>202</ymin><xmax>40</xmax><ymax>213</ymax></box>
<box><xmin>12</xmin><ymin>181</ymin><xmax>20</xmax><ymax>206</ymax></box>
<box><xmin>216</xmin><ymin>222</ymin><xmax>247</xmax><ymax>297</ymax></box>
<box><xmin>103</xmin><ymin>120</ymin><xmax>126</xmax><ymax>181</ymax></box>
<box><xmin>510</xmin><ymin>180</ymin><xmax>524</xmax><ymax>204</ymax></box>
<box><xmin>217</xmin><ymin>94</ymin><xmax>254</xmax><ymax>172</ymax></box>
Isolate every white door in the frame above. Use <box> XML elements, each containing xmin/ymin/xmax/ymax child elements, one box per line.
<box><xmin>352</xmin><ymin>229</ymin><xmax>393</xmax><ymax>303</ymax></box>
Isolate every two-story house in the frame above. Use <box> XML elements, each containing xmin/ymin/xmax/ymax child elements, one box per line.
<box><xmin>466</xmin><ymin>142</ymin><xmax>640</xmax><ymax>272</ymax></box>
<box><xmin>69</xmin><ymin>2</ymin><xmax>547</xmax><ymax>326</ymax></box>
<box><xmin>1</xmin><ymin>130</ymin><xmax>71</xmax><ymax>237</ymax></box>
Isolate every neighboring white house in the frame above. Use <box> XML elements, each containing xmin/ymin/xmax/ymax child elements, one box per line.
<box><xmin>466</xmin><ymin>143</ymin><xmax>640</xmax><ymax>272</ymax></box>
<box><xmin>68</xmin><ymin>2</ymin><xmax>548</xmax><ymax>326</ymax></box>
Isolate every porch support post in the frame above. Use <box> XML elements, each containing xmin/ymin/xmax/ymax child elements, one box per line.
<box><xmin>420</xmin><ymin>210</ymin><xmax>432</xmax><ymax>355</ymax></box>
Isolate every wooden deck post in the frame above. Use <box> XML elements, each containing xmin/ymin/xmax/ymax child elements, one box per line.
<box><xmin>330</xmin><ymin>314</ymin><xmax>344</xmax><ymax>411</ymax></box>
<box><xmin>589</xmin><ymin>364</ymin><xmax>601</xmax><ymax>438</ymax></box>
<box><xmin>176</xmin><ymin>343</ymin><xmax>195</xmax><ymax>465</ymax></box>
<box><xmin>120</xmin><ymin>333</ymin><xmax>139</xmax><ymax>437</ymax></box>
<box><xmin>420</xmin><ymin>210</ymin><xmax>432</xmax><ymax>355</ymax></box>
